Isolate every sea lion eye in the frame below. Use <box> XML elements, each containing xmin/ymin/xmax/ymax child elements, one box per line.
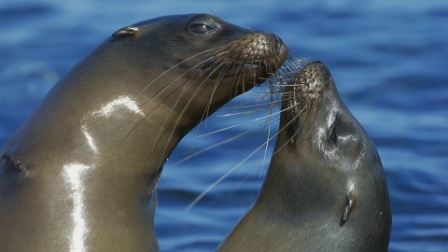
<box><xmin>329</xmin><ymin>118</ymin><xmax>338</xmax><ymax>144</ymax></box>
<box><xmin>189</xmin><ymin>23</ymin><xmax>213</xmax><ymax>34</ymax></box>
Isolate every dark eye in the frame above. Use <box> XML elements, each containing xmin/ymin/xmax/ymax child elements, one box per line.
<box><xmin>189</xmin><ymin>23</ymin><xmax>213</xmax><ymax>34</ymax></box>
<box><xmin>330</xmin><ymin>125</ymin><xmax>337</xmax><ymax>144</ymax></box>
<box><xmin>329</xmin><ymin>118</ymin><xmax>338</xmax><ymax>144</ymax></box>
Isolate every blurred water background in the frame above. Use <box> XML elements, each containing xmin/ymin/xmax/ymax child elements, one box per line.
<box><xmin>1</xmin><ymin>0</ymin><xmax>447</xmax><ymax>251</ymax></box>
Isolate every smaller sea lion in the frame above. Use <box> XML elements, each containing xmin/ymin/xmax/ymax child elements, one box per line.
<box><xmin>219</xmin><ymin>61</ymin><xmax>391</xmax><ymax>252</ymax></box>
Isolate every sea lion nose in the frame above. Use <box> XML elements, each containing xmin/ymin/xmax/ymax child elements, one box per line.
<box><xmin>313</xmin><ymin>61</ymin><xmax>332</xmax><ymax>82</ymax></box>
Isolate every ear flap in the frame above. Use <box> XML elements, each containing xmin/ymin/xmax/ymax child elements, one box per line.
<box><xmin>112</xmin><ymin>26</ymin><xmax>139</xmax><ymax>38</ymax></box>
<box><xmin>340</xmin><ymin>183</ymin><xmax>356</xmax><ymax>226</ymax></box>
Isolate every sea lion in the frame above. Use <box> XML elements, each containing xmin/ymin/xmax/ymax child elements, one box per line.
<box><xmin>219</xmin><ymin>61</ymin><xmax>391</xmax><ymax>251</ymax></box>
<box><xmin>0</xmin><ymin>14</ymin><xmax>287</xmax><ymax>251</ymax></box>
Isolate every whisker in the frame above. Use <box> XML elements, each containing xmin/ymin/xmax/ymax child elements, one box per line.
<box><xmin>185</xmin><ymin>101</ymin><xmax>285</xmax><ymax>142</ymax></box>
<box><xmin>183</xmin><ymin>58</ymin><xmax>316</xmax><ymax>207</ymax></box>
<box><xmin>186</xmin><ymin>98</ymin><xmax>301</xmax><ymax>210</ymax></box>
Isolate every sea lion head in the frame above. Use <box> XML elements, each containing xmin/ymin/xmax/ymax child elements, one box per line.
<box><xmin>106</xmin><ymin>14</ymin><xmax>288</xmax><ymax>130</ymax></box>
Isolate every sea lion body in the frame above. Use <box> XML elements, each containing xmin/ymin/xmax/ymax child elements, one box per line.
<box><xmin>0</xmin><ymin>14</ymin><xmax>287</xmax><ymax>251</ymax></box>
<box><xmin>219</xmin><ymin>61</ymin><xmax>391</xmax><ymax>251</ymax></box>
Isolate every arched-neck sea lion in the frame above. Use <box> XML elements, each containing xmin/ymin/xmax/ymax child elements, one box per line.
<box><xmin>0</xmin><ymin>14</ymin><xmax>287</xmax><ymax>251</ymax></box>
<box><xmin>219</xmin><ymin>61</ymin><xmax>391</xmax><ymax>251</ymax></box>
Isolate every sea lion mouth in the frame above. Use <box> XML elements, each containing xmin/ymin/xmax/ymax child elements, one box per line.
<box><xmin>276</xmin><ymin>60</ymin><xmax>334</xmax><ymax>143</ymax></box>
<box><xmin>281</xmin><ymin>61</ymin><xmax>331</xmax><ymax>115</ymax></box>
<box><xmin>292</xmin><ymin>61</ymin><xmax>330</xmax><ymax>102</ymax></box>
<box><xmin>198</xmin><ymin>58</ymin><xmax>267</xmax><ymax>73</ymax></box>
<box><xmin>241</xmin><ymin>33</ymin><xmax>287</xmax><ymax>79</ymax></box>
<box><xmin>193</xmin><ymin>33</ymin><xmax>287</xmax><ymax>84</ymax></box>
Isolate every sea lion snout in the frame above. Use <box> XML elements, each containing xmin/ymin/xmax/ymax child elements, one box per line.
<box><xmin>293</xmin><ymin>61</ymin><xmax>331</xmax><ymax>101</ymax></box>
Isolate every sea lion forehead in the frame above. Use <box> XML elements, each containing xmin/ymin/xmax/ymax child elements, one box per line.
<box><xmin>131</xmin><ymin>14</ymin><xmax>226</xmax><ymax>31</ymax></box>
<box><xmin>112</xmin><ymin>14</ymin><xmax>234</xmax><ymax>39</ymax></box>
<box><xmin>131</xmin><ymin>14</ymin><xmax>196</xmax><ymax>26</ymax></box>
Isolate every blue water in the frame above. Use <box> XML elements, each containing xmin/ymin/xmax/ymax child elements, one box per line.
<box><xmin>1</xmin><ymin>0</ymin><xmax>447</xmax><ymax>251</ymax></box>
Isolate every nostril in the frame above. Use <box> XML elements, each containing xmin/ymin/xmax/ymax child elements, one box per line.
<box><xmin>273</xmin><ymin>35</ymin><xmax>284</xmax><ymax>55</ymax></box>
<box><xmin>310</xmin><ymin>61</ymin><xmax>332</xmax><ymax>83</ymax></box>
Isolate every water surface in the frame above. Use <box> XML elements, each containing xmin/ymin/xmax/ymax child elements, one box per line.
<box><xmin>1</xmin><ymin>0</ymin><xmax>447</xmax><ymax>251</ymax></box>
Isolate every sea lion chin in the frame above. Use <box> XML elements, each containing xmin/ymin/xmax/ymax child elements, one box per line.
<box><xmin>219</xmin><ymin>61</ymin><xmax>391</xmax><ymax>252</ymax></box>
<box><xmin>0</xmin><ymin>14</ymin><xmax>287</xmax><ymax>251</ymax></box>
